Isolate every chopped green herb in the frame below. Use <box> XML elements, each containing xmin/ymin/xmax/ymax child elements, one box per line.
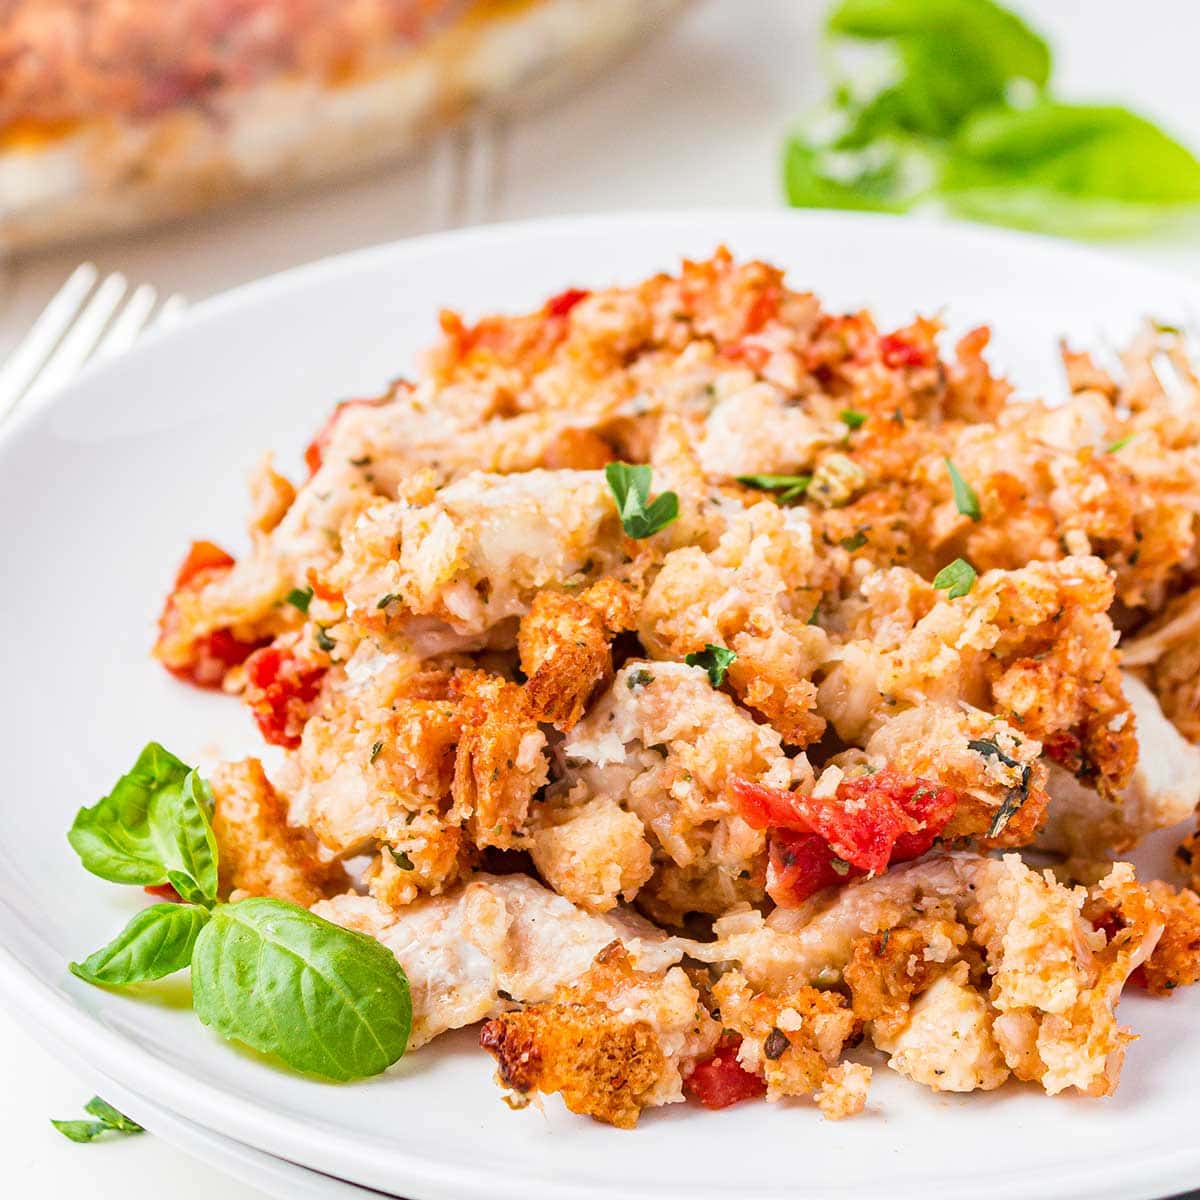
<box><xmin>830</xmin><ymin>856</ymin><xmax>851</xmax><ymax>877</ymax></box>
<box><xmin>879</xmin><ymin>928</ymin><xmax>891</xmax><ymax>952</ymax></box>
<box><xmin>390</xmin><ymin>850</ymin><xmax>414</xmax><ymax>871</ymax></box>
<box><xmin>840</xmin><ymin>529</ymin><xmax>868</xmax><ymax>551</ymax></box>
<box><xmin>285</xmin><ymin>586</ymin><xmax>313</xmax><ymax>614</ymax></box>
<box><xmin>685</xmin><ymin>644</ymin><xmax>737</xmax><ymax>687</ymax></box>
<box><xmin>315</xmin><ymin>626</ymin><xmax>336</xmax><ymax>653</ymax></box>
<box><xmin>840</xmin><ymin>409</ymin><xmax>868</xmax><ymax>430</ymax></box>
<box><xmin>967</xmin><ymin>736</ymin><xmax>1021</xmax><ymax>770</ymax></box>
<box><xmin>932</xmin><ymin>557</ymin><xmax>977</xmax><ymax>598</ymax></box>
<box><xmin>968</xmin><ymin>737</ymin><xmax>1032</xmax><ymax>836</ymax></box>
<box><xmin>945</xmin><ymin>458</ymin><xmax>981</xmax><ymax>521</ymax></box>
<box><xmin>626</xmin><ymin>668</ymin><xmax>656</xmax><ymax>690</ymax></box>
<box><xmin>370</xmin><ymin>741</ymin><xmax>383</xmax><ymax>764</ymax></box>
<box><xmin>736</xmin><ymin>473</ymin><xmax>812</xmax><ymax>504</ymax></box>
<box><xmin>376</xmin><ymin>593</ymin><xmax>400</xmax><ymax>609</ymax></box>
<box><xmin>52</xmin><ymin>1097</ymin><xmax>144</xmax><ymax>1144</ymax></box>
<box><xmin>783</xmin><ymin>0</ymin><xmax>1200</xmax><ymax>239</ymax></box>
<box><xmin>1106</xmin><ymin>435</ymin><xmax>1134</xmax><ymax>453</ymax></box>
<box><xmin>764</xmin><ymin>1027</ymin><xmax>790</xmax><ymax>1060</ymax></box>
<box><xmin>807</xmin><ymin>603</ymin><xmax>822</xmax><ymax>626</ymax></box>
<box><xmin>987</xmin><ymin>789</ymin><xmax>1027</xmax><ymax>838</ymax></box>
<box><xmin>1153</xmin><ymin>319</ymin><xmax>1183</xmax><ymax>336</ymax></box>
<box><xmin>604</xmin><ymin>462</ymin><xmax>679</xmax><ymax>539</ymax></box>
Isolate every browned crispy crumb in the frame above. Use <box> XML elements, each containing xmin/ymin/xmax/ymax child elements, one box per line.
<box><xmin>209</xmin><ymin>758</ymin><xmax>345</xmax><ymax>905</ymax></box>
<box><xmin>1139</xmin><ymin>882</ymin><xmax>1200</xmax><ymax>995</ymax></box>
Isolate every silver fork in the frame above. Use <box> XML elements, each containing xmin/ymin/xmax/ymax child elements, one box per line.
<box><xmin>0</xmin><ymin>264</ymin><xmax>186</xmax><ymax>425</ymax></box>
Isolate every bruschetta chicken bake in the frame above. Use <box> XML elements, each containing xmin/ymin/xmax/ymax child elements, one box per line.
<box><xmin>129</xmin><ymin>251</ymin><xmax>1200</xmax><ymax>1126</ymax></box>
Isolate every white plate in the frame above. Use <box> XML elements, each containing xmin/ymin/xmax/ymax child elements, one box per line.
<box><xmin>1</xmin><ymin>211</ymin><xmax>1199</xmax><ymax>1200</ymax></box>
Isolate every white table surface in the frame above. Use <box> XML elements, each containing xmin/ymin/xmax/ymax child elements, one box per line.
<box><xmin>3</xmin><ymin>2</ymin><xmax>1200</xmax><ymax>1197</ymax></box>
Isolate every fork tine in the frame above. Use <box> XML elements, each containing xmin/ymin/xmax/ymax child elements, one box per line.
<box><xmin>153</xmin><ymin>293</ymin><xmax>188</xmax><ymax>329</ymax></box>
<box><xmin>22</xmin><ymin>272</ymin><xmax>128</xmax><ymax>410</ymax></box>
<box><xmin>95</xmin><ymin>283</ymin><xmax>158</xmax><ymax>360</ymax></box>
<box><xmin>0</xmin><ymin>263</ymin><xmax>99</xmax><ymax>423</ymax></box>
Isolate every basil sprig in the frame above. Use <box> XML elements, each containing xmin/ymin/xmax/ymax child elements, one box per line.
<box><xmin>52</xmin><ymin>1097</ymin><xmax>144</xmax><ymax>1144</ymax></box>
<box><xmin>67</xmin><ymin>744</ymin><xmax>411</xmax><ymax>1082</ymax></box>
<box><xmin>605</xmin><ymin>463</ymin><xmax>679</xmax><ymax>539</ymax></box>
<box><xmin>67</xmin><ymin>743</ymin><xmax>216</xmax><ymax>893</ymax></box>
<box><xmin>784</xmin><ymin>0</ymin><xmax>1200</xmax><ymax>238</ymax></box>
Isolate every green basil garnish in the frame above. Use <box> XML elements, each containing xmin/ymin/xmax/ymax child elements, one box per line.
<box><xmin>605</xmin><ymin>463</ymin><xmax>679</xmax><ymax>539</ymax></box>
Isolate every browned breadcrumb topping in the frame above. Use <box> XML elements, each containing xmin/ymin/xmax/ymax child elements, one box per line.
<box><xmin>152</xmin><ymin>250</ymin><xmax>1200</xmax><ymax>1129</ymax></box>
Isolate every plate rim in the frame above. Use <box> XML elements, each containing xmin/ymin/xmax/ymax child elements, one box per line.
<box><xmin>3</xmin><ymin>208</ymin><xmax>1200</xmax><ymax>1200</ymax></box>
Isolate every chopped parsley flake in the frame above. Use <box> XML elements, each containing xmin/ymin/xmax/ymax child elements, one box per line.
<box><xmin>315</xmin><ymin>626</ymin><xmax>336</xmax><ymax>653</ymax></box>
<box><xmin>626</xmin><ymin>668</ymin><xmax>656</xmax><ymax>690</ymax></box>
<box><xmin>840</xmin><ymin>529</ymin><xmax>868</xmax><ymax>551</ymax></box>
<box><xmin>839</xmin><ymin>408</ymin><xmax>868</xmax><ymax>430</ymax></box>
<box><xmin>285</xmin><ymin>586</ymin><xmax>313</xmax><ymax>614</ymax></box>
<box><xmin>604</xmin><ymin>462</ymin><xmax>679</xmax><ymax>539</ymax></box>
<box><xmin>945</xmin><ymin>458</ymin><xmax>981</xmax><ymax>521</ymax></box>
<box><xmin>390</xmin><ymin>849</ymin><xmax>414</xmax><ymax>871</ymax></box>
<box><xmin>736</xmin><ymin>473</ymin><xmax>811</xmax><ymax>504</ymax></box>
<box><xmin>763</xmin><ymin>1027</ymin><xmax>790</xmax><ymax>1060</ymax></box>
<box><xmin>684</xmin><ymin>644</ymin><xmax>737</xmax><ymax>687</ymax></box>
<box><xmin>376</xmin><ymin>592</ymin><xmax>400</xmax><ymax>609</ymax></box>
<box><xmin>370</xmin><ymin>741</ymin><xmax>383</xmax><ymax>764</ymax></box>
<box><xmin>1107</xmin><ymin>435</ymin><xmax>1134</xmax><ymax>453</ymax></box>
<box><xmin>932</xmin><ymin>557</ymin><xmax>977</xmax><ymax>599</ymax></box>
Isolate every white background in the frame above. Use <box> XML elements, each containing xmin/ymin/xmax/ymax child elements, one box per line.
<box><xmin>2</xmin><ymin>1</ymin><xmax>1199</xmax><ymax>1196</ymax></box>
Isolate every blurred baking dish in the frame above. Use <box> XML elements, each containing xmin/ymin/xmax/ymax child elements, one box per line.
<box><xmin>0</xmin><ymin>0</ymin><xmax>682</xmax><ymax>253</ymax></box>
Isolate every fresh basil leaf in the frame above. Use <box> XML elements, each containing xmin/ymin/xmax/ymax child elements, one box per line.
<box><xmin>51</xmin><ymin>1120</ymin><xmax>112</xmax><ymax>1143</ymax></box>
<box><xmin>828</xmin><ymin>0</ymin><xmax>1051</xmax><ymax>137</ymax></box>
<box><xmin>69</xmin><ymin>902</ymin><xmax>209</xmax><ymax>986</ymax></box>
<box><xmin>172</xmin><ymin>770</ymin><xmax>219</xmax><ymax>904</ymax></box>
<box><xmin>932</xmin><ymin>557</ymin><xmax>977</xmax><ymax>598</ymax></box>
<box><xmin>684</xmin><ymin>644</ymin><xmax>737</xmax><ymax>688</ymax></box>
<box><xmin>52</xmin><ymin>1098</ymin><xmax>144</xmax><ymax>1142</ymax></box>
<box><xmin>784</xmin><ymin>134</ymin><xmax>925</xmax><ymax>214</ymax></box>
<box><xmin>286</xmin><ymin>587</ymin><xmax>313</xmax><ymax>614</ymax></box>
<box><xmin>83</xmin><ymin>1097</ymin><xmax>144</xmax><ymax>1132</ymax></box>
<box><xmin>604</xmin><ymin>463</ymin><xmax>679</xmax><ymax>540</ymax></box>
<box><xmin>191</xmin><ymin>898</ymin><xmax>412</xmax><ymax>1082</ymax></box>
<box><xmin>945</xmin><ymin>458</ymin><xmax>981</xmax><ymax>520</ymax></box>
<box><xmin>67</xmin><ymin>743</ymin><xmax>191</xmax><ymax>886</ymax></box>
<box><xmin>942</xmin><ymin>102</ymin><xmax>1200</xmax><ymax>236</ymax></box>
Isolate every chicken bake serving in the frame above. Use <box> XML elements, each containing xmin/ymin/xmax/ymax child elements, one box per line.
<box><xmin>68</xmin><ymin>250</ymin><xmax>1200</xmax><ymax>1128</ymax></box>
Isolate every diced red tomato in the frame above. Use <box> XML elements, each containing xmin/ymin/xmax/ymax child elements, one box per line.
<box><xmin>742</xmin><ymin>284</ymin><xmax>781</xmax><ymax>336</ymax></box>
<box><xmin>544</xmin><ymin>287</ymin><xmax>590</xmax><ymax>319</ymax></box>
<box><xmin>733</xmin><ymin>770</ymin><xmax>958</xmax><ymax>906</ymax></box>
<box><xmin>172</xmin><ymin>539</ymin><xmax>234</xmax><ymax>588</ymax></box>
<box><xmin>144</xmin><ymin>882</ymin><xmax>182</xmax><ymax>901</ymax></box>
<box><xmin>879</xmin><ymin>329</ymin><xmax>936</xmax><ymax>370</ymax></box>
<box><xmin>304</xmin><ymin>395</ymin><xmax>390</xmax><ymax>476</ymax></box>
<box><xmin>243</xmin><ymin>646</ymin><xmax>327</xmax><ymax>748</ymax></box>
<box><xmin>157</xmin><ymin>541</ymin><xmax>268</xmax><ymax>690</ymax></box>
<box><xmin>684</xmin><ymin>1037</ymin><xmax>765</xmax><ymax>1110</ymax></box>
<box><xmin>768</xmin><ymin>829</ymin><xmax>863</xmax><ymax>907</ymax></box>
